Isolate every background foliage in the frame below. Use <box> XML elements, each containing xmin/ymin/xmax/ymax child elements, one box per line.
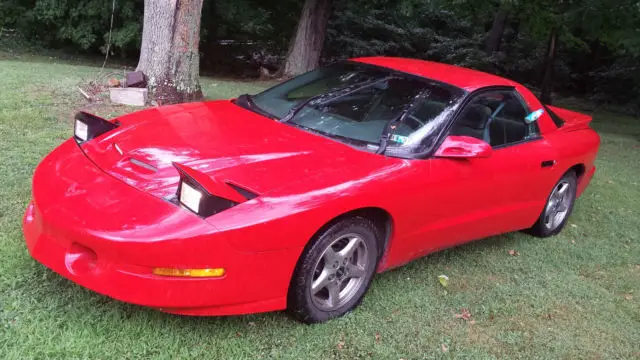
<box><xmin>1</xmin><ymin>0</ymin><xmax>639</xmax><ymax>112</ymax></box>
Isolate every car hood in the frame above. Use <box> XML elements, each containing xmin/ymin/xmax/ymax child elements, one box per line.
<box><xmin>80</xmin><ymin>100</ymin><xmax>375</xmax><ymax>200</ymax></box>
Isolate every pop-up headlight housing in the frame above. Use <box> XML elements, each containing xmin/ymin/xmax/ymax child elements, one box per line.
<box><xmin>173</xmin><ymin>163</ymin><xmax>258</xmax><ymax>218</ymax></box>
<box><xmin>179</xmin><ymin>182</ymin><xmax>203</xmax><ymax>213</ymax></box>
<box><xmin>74</xmin><ymin>111</ymin><xmax>119</xmax><ymax>143</ymax></box>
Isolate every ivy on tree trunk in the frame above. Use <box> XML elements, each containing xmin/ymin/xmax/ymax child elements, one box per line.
<box><xmin>136</xmin><ymin>0</ymin><xmax>204</xmax><ymax>105</ymax></box>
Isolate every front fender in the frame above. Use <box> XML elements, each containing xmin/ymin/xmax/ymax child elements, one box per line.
<box><xmin>208</xmin><ymin>158</ymin><xmax>409</xmax><ymax>253</ymax></box>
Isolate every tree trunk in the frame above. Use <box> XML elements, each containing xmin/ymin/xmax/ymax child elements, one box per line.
<box><xmin>280</xmin><ymin>0</ymin><xmax>332</xmax><ymax>77</ymax></box>
<box><xmin>540</xmin><ymin>28</ymin><xmax>558</xmax><ymax>104</ymax></box>
<box><xmin>485</xmin><ymin>7</ymin><xmax>508</xmax><ymax>53</ymax></box>
<box><xmin>199</xmin><ymin>0</ymin><xmax>219</xmax><ymax>71</ymax></box>
<box><xmin>136</xmin><ymin>0</ymin><xmax>204</xmax><ymax>105</ymax></box>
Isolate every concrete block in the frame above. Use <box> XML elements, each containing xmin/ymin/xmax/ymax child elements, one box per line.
<box><xmin>110</xmin><ymin>87</ymin><xmax>148</xmax><ymax>106</ymax></box>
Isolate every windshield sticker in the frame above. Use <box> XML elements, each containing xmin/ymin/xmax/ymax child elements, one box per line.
<box><xmin>390</xmin><ymin>134</ymin><xmax>408</xmax><ymax>144</ymax></box>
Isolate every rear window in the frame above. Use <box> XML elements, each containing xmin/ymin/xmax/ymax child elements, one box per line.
<box><xmin>544</xmin><ymin>105</ymin><xmax>565</xmax><ymax>128</ymax></box>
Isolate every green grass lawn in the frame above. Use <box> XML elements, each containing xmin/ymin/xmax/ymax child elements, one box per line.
<box><xmin>0</xmin><ymin>58</ymin><xmax>638</xmax><ymax>359</ymax></box>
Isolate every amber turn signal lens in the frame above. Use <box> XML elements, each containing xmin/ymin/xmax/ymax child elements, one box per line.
<box><xmin>152</xmin><ymin>267</ymin><xmax>226</xmax><ymax>278</ymax></box>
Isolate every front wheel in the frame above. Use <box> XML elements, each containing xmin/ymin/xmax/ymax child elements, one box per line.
<box><xmin>288</xmin><ymin>217</ymin><xmax>380</xmax><ymax>324</ymax></box>
<box><xmin>527</xmin><ymin>171</ymin><xmax>578</xmax><ymax>237</ymax></box>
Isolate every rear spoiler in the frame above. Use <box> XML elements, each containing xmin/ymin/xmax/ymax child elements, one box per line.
<box><xmin>545</xmin><ymin>105</ymin><xmax>592</xmax><ymax>131</ymax></box>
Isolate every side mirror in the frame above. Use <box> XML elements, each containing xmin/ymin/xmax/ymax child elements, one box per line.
<box><xmin>435</xmin><ymin>135</ymin><xmax>492</xmax><ymax>159</ymax></box>
<box><xmin>525</xmin><ymin>108</ymin><xmax>544</xmax><ymax>124</ymax></box>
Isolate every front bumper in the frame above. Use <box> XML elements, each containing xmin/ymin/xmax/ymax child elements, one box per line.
<box><xmin>24</xmin><ymin>203</ymin><xmax>288</xmax><ymax>315</ymax></box>
<box><xmin>24</xmin><ymin>200</ymin><xmax>221</xmax><ymax>309</ymax></box>
<box><xmin>22</xmin><ymin>139</ymin><xmax>299</xmax><ymax>316</ymax></box>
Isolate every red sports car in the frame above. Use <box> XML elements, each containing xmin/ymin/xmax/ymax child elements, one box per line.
<box><xmin>23</xmin><ymin>57</ymin><xmax>599</xmax><ymax>323</ymax></box>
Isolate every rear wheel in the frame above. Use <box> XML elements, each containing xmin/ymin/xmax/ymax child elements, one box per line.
<box><xmin>527</xmin><ymin>171</ymin><xmax>577</xmax><ymax>237</ymax></box>
<box><xmin>288</xmin><ymin>217</ymin><xmax>379</xmax><ymax>324</ymax></box>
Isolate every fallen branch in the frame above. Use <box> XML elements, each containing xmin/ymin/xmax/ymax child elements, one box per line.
<box><xmin>77</xmin><ymin>86</ymin><xmax>93</xmax><ymax>102</ymax></box>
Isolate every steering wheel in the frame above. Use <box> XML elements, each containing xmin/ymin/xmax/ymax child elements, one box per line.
<box><xmin>406</xmin><ymin>114</ymin><xmax>426</xmax><ymax>129</ymax></box>
<box><xmin>361</xmin><ymin>92</ymin><xmax>385</xmax><ymax>122</ymax></box>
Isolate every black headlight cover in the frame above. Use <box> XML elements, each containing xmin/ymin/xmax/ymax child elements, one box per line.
<box><xmin>173</xmin><ymin>163</ymin><xmax>250</xmax><ymax>218</ymax></box>
<box><xmin>74</xmin><ymin>111</ymin><xmax>119</xmax><ymax>143</ymax></box>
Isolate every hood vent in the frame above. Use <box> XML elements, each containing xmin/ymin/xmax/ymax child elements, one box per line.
<box><xmin>129</xmin><ymin>158</ymin><xmax>158</xmax><ymax>172</ymax></box>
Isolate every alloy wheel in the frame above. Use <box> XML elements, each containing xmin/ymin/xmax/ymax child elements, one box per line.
<box><xmin>544</xmin><ymin>180</ymin><xmax>572</xmax><ymax>231</ymax></box>
<box><xmin>309</xmin><ymin>233</ymin><xmax>369</xmax><ymax>311</ymax></box>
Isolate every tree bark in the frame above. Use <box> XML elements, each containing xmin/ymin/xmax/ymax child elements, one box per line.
<box><xmin>280</xmin><ymin>0</ymin><xmax>332</xmax><ymax>77</ymax></box>
<box><xmin>540</xmin><ymin>28</ymin><xmax>558</xmax><ymax>104</ymax></box>
<box><xmin>136</xmin><ymin>0</ymin><xmax>204</xmax><ymax>105</ymax></box>
<box><xmin>485</xmin><ymin>7</ymin><xmax>508</xmax><ymax>53</ymax></box>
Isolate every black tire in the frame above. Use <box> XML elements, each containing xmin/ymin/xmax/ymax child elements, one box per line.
<box><xmin>287</xmin><ymin>216</ymin><xmax>380</xmax><ymax>324</ymax></box>
<box><xmin>527</xmin><ymin>170</ymin><xmax>578</xmax><ymax>237</ymax></box>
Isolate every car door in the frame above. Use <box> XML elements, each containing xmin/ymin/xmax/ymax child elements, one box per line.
<box><xmin>409</xmin><ymin>88</ymin><xmax>559</xmax><ymax>254</ymax></box>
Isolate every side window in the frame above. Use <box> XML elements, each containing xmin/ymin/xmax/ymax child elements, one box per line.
<box><xmin>450</xmin><ymin>90</ymin><xmax>535</xmax><ymax>147</ymax></box>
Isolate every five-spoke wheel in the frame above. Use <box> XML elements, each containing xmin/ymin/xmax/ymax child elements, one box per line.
<box><xmin>528</xmin><ymin>170</ymin><xmax>578</xmax><ymax>237</ymax></box>
<box><xmin>310</xmin><ymin>234</ymin><xmax>368</xmax><ymax>310</ymax></box>
<box><xmin>544</xmin><ymin>180</ymin><xmax>572</xmax><ymax>231</ymax></box>
<box><xmin>288</xmin><ymin>217</ymin><xmax>379</xmax><ymax>323</ymax></box>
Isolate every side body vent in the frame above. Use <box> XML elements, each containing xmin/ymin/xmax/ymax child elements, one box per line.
<box><xmin>226</xmin><ymin>183</ymin><xmax>258</xmax><ymax>200</ymax></box>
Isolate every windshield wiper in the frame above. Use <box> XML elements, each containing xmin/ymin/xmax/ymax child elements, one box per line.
<box><xmin>376</xmin><ymin>90</ymin><xmax>430</xmax><ymax>155</ymax></box>
<box><xmin>280</xmin><ymin>76</ymin><xmax>395</xmax><ymax>123</ymax></box>
<box><xmin>235</xmin><ymin>94</ymin><xmax>279</xmax><ymax>120</ymax></box>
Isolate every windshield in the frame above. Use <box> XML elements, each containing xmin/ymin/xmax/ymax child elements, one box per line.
<box><xmin>250</xmin><ymin>62</ymin><xmax>465</xmax><ymax>154</ymax></box>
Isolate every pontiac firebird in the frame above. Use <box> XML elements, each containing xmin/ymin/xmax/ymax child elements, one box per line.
<box><xmin>23</xmin><ymin>57</ymin><xmax>599</xmax><ymax>323</ymax></box>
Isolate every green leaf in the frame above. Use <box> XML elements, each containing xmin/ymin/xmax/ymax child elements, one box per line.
<box><xmin>438</xmin><ymin>275</ymin><xmax>449</xmax><ymax>288</ymax></box>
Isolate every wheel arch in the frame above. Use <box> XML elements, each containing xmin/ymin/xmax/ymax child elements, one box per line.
<box><xmin>542</xmin><ymin>163</ymin><xmax>584</xmax><ymax>206</ymax></box>
<box><xmin>568</xmin><ymin>163</ymin><xmax>585</xmax><ymax>180</ymax></box>
<box><xmin>307</xmin><ymin>207</ymin><xmax>394</xmax><ymax>261</ymax></box>
<box><xmin>286</xmin><ymin>207</ymin><xmax>394</xmax><ymax>313</ymax></box>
